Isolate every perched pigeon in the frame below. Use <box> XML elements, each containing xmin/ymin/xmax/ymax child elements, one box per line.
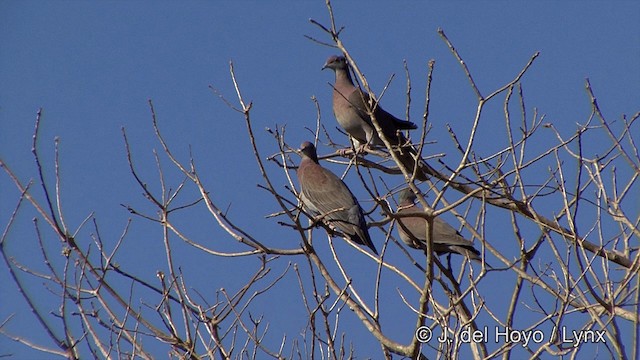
<box><xmin>323</xmin><ymin>55</ymin><xmax>428</xmax><ymax>180</ymax></box>
<box><xmin>297</xmin><ymin>141</ymin><xmax>378</xmax><ymax>255</ymax></box>
<box><xmin>396</xmin><ymin>189</ymin><xmax>481</xmax><ymax>261</ymax></box>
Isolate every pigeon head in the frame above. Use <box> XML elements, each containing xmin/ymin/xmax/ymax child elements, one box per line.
<box><xmin>398</xmin><ymin>188</ymin><xmax>418</xmax><ymax>206</ymax></box>
<box><xmin>322</xmin><ymin>55</ymin><xmax>348</xmax><ymax>71</ymax></box>
<box><xmin>299</xmin><ymin>141</ymin><xmax>319</xmax><ymax>163</ymax></box>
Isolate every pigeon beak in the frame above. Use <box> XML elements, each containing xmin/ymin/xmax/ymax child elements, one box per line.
<box><xmin>321</xmin><ymin>62</ymin><xmax>329</xmax><ymax>71</ymax></box>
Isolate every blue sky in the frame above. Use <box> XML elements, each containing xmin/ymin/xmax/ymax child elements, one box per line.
<box><xmin>1</xmin><ymin>1</ymin><xmax>638</xmax><ymax>358</ymax></box>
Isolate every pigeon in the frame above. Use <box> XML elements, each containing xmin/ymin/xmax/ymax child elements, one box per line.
<box><xmin>396</xmin><ymin>189</ymin><xmax>481</xmax><ymax>261</ymax></box>
<box><xmin>322</xmin><ymin>55</ymin><xmax>428</xmax><ymax>180</ymax></box>
<box><xmin>297</xmin><ymin>141</ymin><xmax>378</xmax><ymax>255</ymax></box>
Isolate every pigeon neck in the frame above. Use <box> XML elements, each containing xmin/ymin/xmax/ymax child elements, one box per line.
<box><xmin>303</xmin><ymin>154</ymin><xmax>319</xmax><ymax>164</ymax></box>
<box><xmin>397</xmin><ymin>202</ymin><xmax>416</xmax><ymax>210</ymax></box>
<box><xmin>335</xmin><ymin>67</ymin><xmax>355</xmax><ymax>86</ymax></box>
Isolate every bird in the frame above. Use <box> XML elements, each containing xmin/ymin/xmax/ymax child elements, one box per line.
<box><xmin>322</xmin><ymin>55</ymin><xmax>428</xmax><ymax>181</ymax></box>
<box><xmin>395</xmin><ymin>188</ymin><xmax>481</xmax><ymax>261</ymax></box>
<box><xmin>296</xmin><ymin>141</ymin><xmax>378</xmax><ymax>255</ymax></box>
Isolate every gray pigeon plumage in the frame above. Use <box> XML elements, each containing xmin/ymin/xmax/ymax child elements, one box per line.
<box><xmin>323</xmin><ymin>55</ymin><xmax>428</xmax><ymax>181</ymax></box>
<box><xmin>297</xmin><ymin>141</ymin><xmax>378</xmax><ymax>255</ymax></box>
<box><xmin>396</xmin><ymin>189</ymin><xmax>480</xmax><ymax>261</ymax></box>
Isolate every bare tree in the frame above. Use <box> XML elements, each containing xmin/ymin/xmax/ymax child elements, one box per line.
<box><xmin>2</xmin><ymin>2</ymin><xmax>638</xmax><ymax>359</ymax></box>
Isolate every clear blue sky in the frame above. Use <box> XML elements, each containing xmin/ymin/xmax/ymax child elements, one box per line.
<box><xmin>1</xmin><ymin>1</ymin><xmax>638</xmax><ymax>358</ymax></box>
